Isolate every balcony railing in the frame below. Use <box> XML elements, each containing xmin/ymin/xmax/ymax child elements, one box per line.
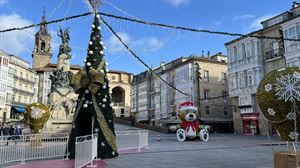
<box><xmin>11</xmin><ymin>101</ymin><xmax>29</xmax><ymax>107</ymax></box>
<box><xmin>265</xmin><ymin>48</ymin><xmax>284</xmax><ymax>60</ymax></box>
<box><xmin>12</xmin><ymin>87</ymin><xmax>34</xmax><ymax>96</ymax></box>
<box><xmin>13</xmin><ymin>74</ymin><xmax>35</xmax><ymax>84</ymax></box>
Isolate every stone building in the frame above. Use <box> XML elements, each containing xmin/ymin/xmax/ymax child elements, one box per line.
<box><xmin>0</xmin><ymin>50</ymin><xmax>37</xmax><ymax>122</ymax></box>
<box><xmin>107</xmin><ymin>70</ymin><xmax>133</xmax><ymax>117</ymax></box>
<box><xmin>31</xmin><ymin>14</ymin><xmax>132</xmax><ymax>119</ymax></box>
<box><xmin>225</xmin><ymin>1</ymin><xmax>300</xmax><ymax>135</ymax></box>
<box><xmin>131</xmin><ymin>53</ymin><xmax>233</xmax><ymax>133</ymax></box>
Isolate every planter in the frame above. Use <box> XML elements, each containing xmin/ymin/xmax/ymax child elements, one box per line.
<box><xmin>274</xmin><ymin>151</ymin><xmax>300</xmax><ymax>168</ymax></box>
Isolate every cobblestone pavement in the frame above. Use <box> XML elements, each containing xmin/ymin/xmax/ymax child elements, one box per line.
<box><xmin>1</xmin><ymin>124</ymin><xmax>289</xmax><ymax>168</ymax></box>
<box><xmin>106</xmin><ymin>124</ymin><xmax>286</xmax><ymax>168</ymax></box>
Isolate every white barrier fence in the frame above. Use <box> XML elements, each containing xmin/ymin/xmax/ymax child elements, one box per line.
<box><xmin>0</xmin><ymin>133</ymin><xmax>68</xmax><ymax>165</ymax></box>
<box><xmin>75</xmin><ymin>134</ymin><xmax>98</xmax><ymax>168</ymax></box>
<box><xmin>0</xmin><ymin>129</ymin><xmax>149</xmax><ymax>166</ymax></box>
<box><xmin>116</xmin><ymin>130</ymin><xmax>148</xmax><ymax>151</ymax></box>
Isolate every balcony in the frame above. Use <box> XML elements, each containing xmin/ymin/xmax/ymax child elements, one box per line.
<box><xmin>13</xmin><ymin>75</ymin><xmax>35</xmax><ymax>84</ymax></box>
<box><xmin>265</xmin><ymin>48</ymin><xmax>284</xmax><ymax>61</ymax></box>
<box><xmin>12</xmin><ymin>87</ymin><xmax>34</xmax><ymax>96</ymax></box>
<box><xmin>12</xmin><ymin>101</ymin><xmax>29</xmax><ymax>107</ymax></box>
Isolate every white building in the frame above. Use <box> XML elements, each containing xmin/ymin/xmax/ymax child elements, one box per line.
<box><xmin>225</xmin><ymin>35</ymin><xmax>264</xmax><ymax>135</ymax></box>
<box><xmin>282</xmin><ymin>16</ymin><xmax>300</xmax><ymax>67</ymax></box>
<box><xmin>0</xmin><ymin>50</ymin><xmax>9</xmax><ymax>122</ymax></box>
<box><xmin>225</xmin><ymin>1</ymin><xmax>300</xmax><ymax>135</ymax></box>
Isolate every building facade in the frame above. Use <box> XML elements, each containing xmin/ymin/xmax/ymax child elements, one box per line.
<box><xmin>0</xmin><ymin>50</ymin><xmax>38</xmax><ymax>122</ymax></box>
<box><xmin>0</xmin><ymin>50</ymin><xmax>9</xmax><ymax>122</ymax></box>
<box><xmin>225</xmin><ymin>1</ymin><xmax>300</xmax><ymax>135</ymax></box>
<box><xmin>9</xmin><ymin>55</ymin><xmax>37</xmax><ymax>120</ymax></box>
<box><xmin>131</xmin><ymin>53</ymin><xmax>233</xmax><ymax>133</ymax></box>
<box><xmin>107</xmin><ymin>70</ymin><xmax>133</xmax><ymax>118</ymax></box>
<box><xmin>226</xmin><ymin>35</ymin><xmax>265</xmax><ymax>135</ymax></box>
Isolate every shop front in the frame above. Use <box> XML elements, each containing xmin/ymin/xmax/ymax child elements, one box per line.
<box><xmin>241</xmin><ymin>113</ymin><xmax>259</xmax><ymax>135</ymax></box>
<box><xmin>10</xmin><ymin>105</ymin><xmax>26</xmax><ymax>120</ymax></box>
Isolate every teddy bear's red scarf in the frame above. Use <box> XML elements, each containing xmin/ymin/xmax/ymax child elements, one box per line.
<box><xmin>181</xmin><ymin>120</ymin><xmax>199</xmax><ymax>131</ymax></box>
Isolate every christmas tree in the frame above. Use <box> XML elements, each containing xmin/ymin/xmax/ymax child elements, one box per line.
<box><xmin>68</xmin><ymin>13</ymin><xmax>118</xmax><ymax>159</ymax></box>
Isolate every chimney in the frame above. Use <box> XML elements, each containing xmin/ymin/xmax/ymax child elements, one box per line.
<box><xmin>160</xmin><ymin>61</ymin><xmax>166</xmax><ymax>67</ymax></box>
<box><xmin>207</xmin><ymin>51</ymin><xmax>211</xmax><ymax>59</ymax></box>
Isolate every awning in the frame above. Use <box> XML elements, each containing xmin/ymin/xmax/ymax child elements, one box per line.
<box><xmin>238</xmin><ymin>105</ymin><xmax>252</xmax><ymax>109</ymax></box>
<box><xmin>241</xmin><ymin>116</ymin><xmax>258</xmax><ymax>120</ymax></box>
<box><xmin>11</xmin><ymin>106</ymin><xmax>26</xmax><ymax>113</ymax></box>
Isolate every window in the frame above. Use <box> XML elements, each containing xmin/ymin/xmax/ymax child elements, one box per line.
<box><xmin>239</xmin><ymin>72</ymin><xmax>245</xmax><ymax>88</ymax></box>
<box><xmin>247</xmin><ymin>71</ymin><xmax>253</xmax><ymax>86</ymax></box>
<box><xmin>204</xmin><ymin>89</ymin><xmax>209</xmax><ymax>100</ymax></box>
<box><xmin>222</xmin><ymin>72</ymin><xmax>227</xmax><ymax>81</ymax></box>
<box><xmin>272</xmin><ymin>42</ymin><xmax>279</xmax><ymax>55</ymax></box>
<box><xmin>205</xmin><ymin>106</ymin><xmax>210</xmax><ymax>115</ymax></box>
<box><xmin>20</xmin><ymin>72</ymin><xmax>23</xmax><ymax>78</ymax></box>
<box><xmin>242</xmin><ymin>43</ymin><xmax>246</xmax><ymax>58</ymax></box>
<box><xmin>237</xmin><ymin>46</ymin><xmax>243</xmax><ymax>60</ymax></box>
<box><xmin>233</xmin><ymin>46</ymin><xmax>237</xmax><ymax>62</ymax></box>
<box><xmin>222</xmin><ymin>91</ymin><xmax>228</xmax><ymax>101</ymax></box>
<box><xmin>223</xmin><ymin>107</ymin><xmax>229</xmax><ymax>116</ymax></box>
<box><xmin>111</xmin><ymin>76</ymin><xmax>116</xmax><ymax>80</ymax></box>
<box><xmin>204</xmin><ymin>70</ymin><xmax>209</xmax><ymax>82</ymax></box>
<box><xmin>245</xmin><ymin>42</ymin><xmax>251</xmax><ymax>57</ymax></box>
<box><xmin>284</xmin><ymin>26</ymin><xmax>298</xmax><ymax>52</ymax></box>
<box><xmin>18</xmin><ymin>96</ymin><xmax>21</xmax><ymax>102</ymax></box>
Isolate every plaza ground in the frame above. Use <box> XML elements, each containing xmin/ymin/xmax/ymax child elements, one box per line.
<box><xmin>107</xmin><ymin>124</ymin><xmax>284</xmax><ymax>168</ymax></box>
<box><xmin>4</xmin><ymin>124</ymin><xmax>288</xmax><ymax>168</ymax></box>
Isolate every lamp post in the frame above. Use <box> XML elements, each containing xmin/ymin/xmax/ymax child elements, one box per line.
<box><xmin>194</xmin><ymin>61</ymin><xmax>202</xmax><ymax>120</ymax></box>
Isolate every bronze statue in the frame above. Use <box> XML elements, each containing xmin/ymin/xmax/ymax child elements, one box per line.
<box><xmin>57</xmin><ymin>27</ymin><xmax>71</xmax><ymax>58</ymax></box>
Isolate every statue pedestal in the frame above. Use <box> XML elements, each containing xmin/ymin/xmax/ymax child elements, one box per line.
<box><xmin>43</xmin><ymin>87</ymin><xmax>77</xmax><ymax>134</ymax></box>
<box><xmin>44</xmin><ymin>119</ymin><xmax>73</xmax><ymax>134</ymax></box>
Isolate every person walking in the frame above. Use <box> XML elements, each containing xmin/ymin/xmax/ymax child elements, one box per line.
<box><xmin>15</xmin><ymin>125</ymin><xmax>22</xmax><ymax>141</ymax></box>
<box><xmin>3</xmin><ymin>125</ymin><xmax>9</xmax><ymax>145</ymax></box>
<box><xmin>7</xmin><ymin>126</ymin><xmax>15</xmax><ymax>145</ymax></box>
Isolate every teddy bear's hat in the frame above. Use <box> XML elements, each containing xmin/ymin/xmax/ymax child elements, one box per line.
<box><xmin>179</xmin><ymin>102</ymin><xmax>198</xmax><ymax>111</ymax></box>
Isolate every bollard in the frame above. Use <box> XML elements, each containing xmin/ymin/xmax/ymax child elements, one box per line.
<box><xmin>156</xmin><ymin>134</ymin><xmax>161</xmax><ymax>141</ymax></box>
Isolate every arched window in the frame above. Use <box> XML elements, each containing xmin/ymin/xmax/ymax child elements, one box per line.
<box><xmin>111</xmin><ymin>86</ymin><xmax>125</xmax><ymax>106</ymax></box>
<box><xmin>41</xmin><ymin>42</ymin><xmax>46</xmax><ymax>52</ymax></box>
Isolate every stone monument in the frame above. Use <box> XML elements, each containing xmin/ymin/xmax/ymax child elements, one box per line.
<box><xmin>44</xmin><ymin>28</ymin><xmax>77</xmax><ymax>133</ymax></box>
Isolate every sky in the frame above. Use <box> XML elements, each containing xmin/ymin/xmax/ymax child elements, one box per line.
<box><xmin>0</xmin><ymin>0</ymin><xmax>296</xmax><ymax>74</ymax></box>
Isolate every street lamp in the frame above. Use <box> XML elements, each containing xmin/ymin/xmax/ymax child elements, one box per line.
<box><xmin>194</xmin><ymin>61</ymin><xmax>202</xmax><ymax>116</ymax></box>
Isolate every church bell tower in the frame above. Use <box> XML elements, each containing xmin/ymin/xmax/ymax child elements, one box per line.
<box><xmin>32</xmin><ymin>12</ymin><xmax>52</xmax><ymax>69</ymax></box>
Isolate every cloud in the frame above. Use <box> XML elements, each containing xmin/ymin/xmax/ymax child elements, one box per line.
<box><xmin>0</xmin><ymin>13</ymin><xmax>35</xmax><ymax>55</ymax></box>
<box><xmin>249</xmin><ymin>14</ymin><xmax>274</xmax><ymax>31</ymax></box>
<box><xmin>106</xmin><ymin>32</ymin><xmax>163</xmax><ymax>53</ymax></box>
<box><xmin>210</xmin><ymin>20</ymin><xmax>223</xmax><ymax>29</ymax></box>
<box><xmin>164</xmin><ymin>0</ymin><xmax>190</xmax><ymax>7</ymax></box>
<box><xmin>106</xmin><ymin>32</ymin><xmax>131</xmax><ymax>53</ymax></box>
<box><xmin>0</xmin><ymin>0</ymin><xmax>8</xmax><ymax>6</ymax></box>
<box><xmin>233</xmin><ymin>14</ymin><xmax>255</xmax><ymax>21</ymax></box>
